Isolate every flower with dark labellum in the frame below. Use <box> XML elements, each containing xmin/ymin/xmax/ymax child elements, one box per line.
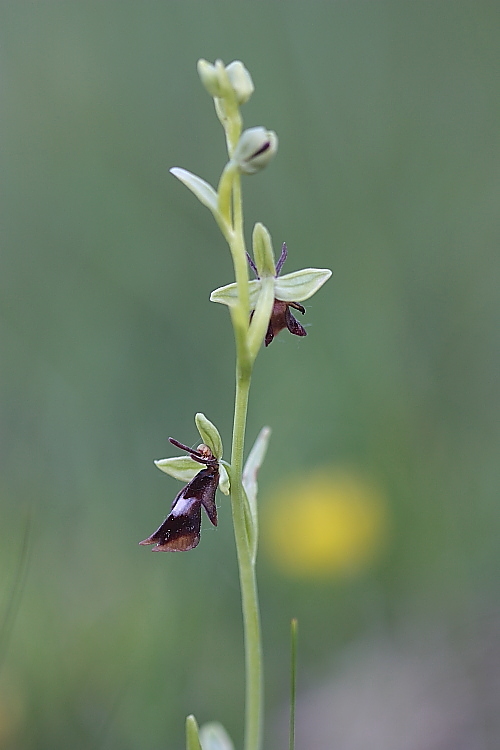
<box><xmin>264</xmin><ymin>299</ymin><xmax>306</xmax><ymax>346</ymax></box>
<box><xmin>139</xmin><ymin>439</ymin><xmax>219</xmax><ymax>552</ymax></box>
<box><xmin>249</xmin><ymin>243</ymin><xmax>307</xmax><ymax>346</ymax></box>
<box><xmin>210</xmin><ymin>236</ymin><xmax>332</xmax><ymax>349</ymax></box>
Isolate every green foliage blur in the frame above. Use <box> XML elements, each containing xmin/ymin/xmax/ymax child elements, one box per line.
<box><xmin>1</xmin><ymin>3</ymin><xmax>499</xmax><ymax>749</ymax></box>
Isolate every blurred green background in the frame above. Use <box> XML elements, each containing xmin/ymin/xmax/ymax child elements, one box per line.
<box><xmin>1</xmin><ymin>3</ymin><xmax>500</xmax><ymax>749</ymax></box>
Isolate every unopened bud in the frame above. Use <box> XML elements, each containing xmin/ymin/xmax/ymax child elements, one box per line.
<box><xmin>225</xmin><ymin>60</ymin><xmax>254</xmax><ymax>104</ymax></box>
<box><xmin>232</xmin><ymin>127</ymin><xmax>278</xmax><ymax>175</ymax></box>
<box><xmin>197</xmin><ymin>58</ymin><xmax>223</xmax><ymax>98</ymax></box>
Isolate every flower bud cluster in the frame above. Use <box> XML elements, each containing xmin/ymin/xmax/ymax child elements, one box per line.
<box><xmin>197</xmin><ymin>59</ymin><xmax>278</xmax><ymax>175</ymax></box>
<box><xmin>197</xmin><ymin>58</ymin><xmax>254</xmax><ymax>105</ymax></box>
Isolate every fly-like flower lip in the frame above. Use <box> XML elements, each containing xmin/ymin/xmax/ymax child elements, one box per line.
<box><xmin>140</xmin><ymin>415</ymin><xmax>230</xmax><ymax>552</ymax></box>
<box><xmin>139</xmin><ymin>462</ymin><xmax>219</xmax><ymax>552</ymax></box>
<box><xmin>264</xmin><ymin>299</ymin><xmax>307</xmax><ymax>346</ymax></box>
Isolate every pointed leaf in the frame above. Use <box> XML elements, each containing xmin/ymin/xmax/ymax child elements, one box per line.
<box><xmin>170</xmin><ymin>168</ymin><xmax>219</xmax><ymax>214</ymax></box>
<box><xmin>195</xmin><ymin>413</ymin><xmax>223</xmax><ymax>459</ymax></box>
<box><xmin>243</xmin><ymin>427</ymin><xmax>271</xmax><ymax>519</ymax></box>
<box><xmin>243</xmin><ymin>427</ymin><xmax>271</xmax><ymax>562</ymax></box>
<box><xmin>154</xmin><ymin>456</ymin><xmax>200</xmax><ymax>482</ymax></box>
<box><xmin>210</xmin><ymin>279</ymin><xmax>262</xmax><ymax>309</ymax></box>
<box><xmin>186</xmin><ymin>715</ymin><xmax>203</xmax><ymax>750</ymax></box>
<box><xmin>274</xmin><ymin>268</ymin><xmax>332</xmax><ymax>302</ymax></box>
<box><xmin>218</xmin><ymin>463</ymin><xmax>230</xmax><ymax>495</ymax></box>
<box><xmin>242</xmin><ymin>486</ymin><xmax>257</xmax><ymax>564</ymax></box>
<box><xmin>199</xmin><ymin>722</ymin><xmax>234</xmax><ymax>750</ymax></box>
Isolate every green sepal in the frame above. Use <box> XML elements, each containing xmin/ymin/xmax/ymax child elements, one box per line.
<box><xmin>186</xmin><ymin>715</ymin><xmax>203</xmax><ymax>750</ymax></box>
<box><xmin>154</xmin><ymin>456</ymin><xmax>200</xmax><ymax>482</ymax></box>
<box><xmin>195</xmin><ymin>413</ymin><xmax>223</xmax><ymax>460</ymax></box>
<box><xmin>199</xmin><ymin>722</ymin><xmax>234</xmax><ymax>750</ymax></box>
<box><xmin>243</xmin><ymin>427</ymin><xmax>271</xmax><ymax>563</ymax></box>
<box><xmin>218</xmin><ymin>463</ymin><xmax>230</xmax><ymax>495</ymax></box>
<box><xmin>252</xmin><ymin>222</ymin><xmax>275</xmax><ymax>278</ymax></box>
<box><xmin>274</xmin><ymin>268</ymin><xmax>332</xmax><ymax>302</ymax></box>
<box><xmin>210</xmin><ymin>279</ymin><xmax>261</xmax><ymax>309</ymax></box>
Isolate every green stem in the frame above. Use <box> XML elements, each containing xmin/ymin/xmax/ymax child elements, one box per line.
<box><xmin>230</xmin><ymin>370</ymin><xmax>262</xmax><ymax>750</ymax></box>
<box><xmin>221</xmin><ymin>97</ymin><xmax>263</xmax><ymax>750</ymax></box>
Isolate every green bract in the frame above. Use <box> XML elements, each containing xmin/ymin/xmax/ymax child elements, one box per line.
<box><xmin>247</xmin><ymin>275</ymin><xmax>275</xmax><ymax>359</ymax></box>
<box><xmin>242</xmin><ymin>426</ymin><xmax>272</xmax><ymax>564</ymax></box>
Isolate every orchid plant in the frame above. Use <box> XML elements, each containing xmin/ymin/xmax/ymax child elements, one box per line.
<box><xmin>140</xmin><ymin>59</ymin><xmax>331</xmax><ymax>750</ymax></box>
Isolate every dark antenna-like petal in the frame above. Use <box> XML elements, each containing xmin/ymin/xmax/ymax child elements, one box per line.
<box><xmin>275</xmin><ymin>242</ymin><xmax>288</xmax><ymax>275</ymax></box>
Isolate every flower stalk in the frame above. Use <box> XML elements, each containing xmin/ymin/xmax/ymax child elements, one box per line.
<box><xmin>144</xmin><ymin>58</ymin><xmax>331</xmax><ymax>750</ymax></box>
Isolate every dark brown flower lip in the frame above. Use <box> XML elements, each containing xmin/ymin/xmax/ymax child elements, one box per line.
<box><xmin>140</xmin><ymin>438</ymin><xmax>219</xmax><ymax>552</ymax></box>
<box><xmin>264</xmin><ymin>299</ymin><xmax>307</xmax><ymax>346</ymax></box>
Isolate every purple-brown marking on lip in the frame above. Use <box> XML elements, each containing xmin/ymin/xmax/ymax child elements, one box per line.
<box><xmin>139</xmin><ymin>440</ymin><xmax>219</xmax><ymax>552</ymax></box>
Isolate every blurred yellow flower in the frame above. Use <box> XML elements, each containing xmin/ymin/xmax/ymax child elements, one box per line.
<box><xmin>263</xmin><ymin>469</ymin><xmax>388</xmax><ymax>578</ymax></box>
